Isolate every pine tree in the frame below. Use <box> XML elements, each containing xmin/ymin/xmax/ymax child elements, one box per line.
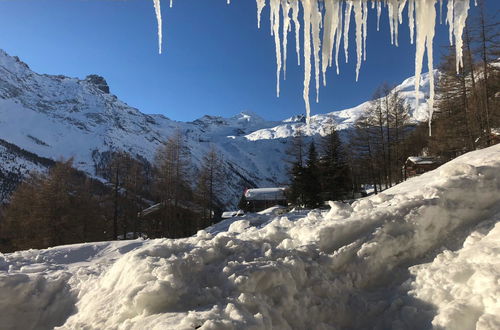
<box><xmin>286</xmin><ymin>128</ymin><xmax>308</xmax><ymax>206</ymax></box>
<box><xmin>319</xmin><ymin>122</ymin><xmax>352</xmax><ymax>200</ymax></box>
<box><xmin>301</xmin><ymin>142</ymin><xmax>322</xmax><ymax>208</ymax></box>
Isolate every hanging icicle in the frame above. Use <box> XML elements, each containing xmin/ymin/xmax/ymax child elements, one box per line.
<box><xmin>153</xmin><ymin>0</ymin><xmax>163</xmax><ymax>54</ymax></box>
<box><xmin>252</xmin><ymin>0</ymin><xmax>472</xmax><ymax>133</ymax></box>
<box><xmin>151</xmin><ymin>1</ymin><xmax>473</xmax><ymax>134</ymax></box>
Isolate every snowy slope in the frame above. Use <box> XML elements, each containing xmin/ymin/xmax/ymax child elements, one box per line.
<box><xmin>0</xmin><ymin>49</ymin><xmax>433</xmax><ymax>206</ymax></box>
<box><xmin>1</xmin><ymin>144</ymin><xmax>499</xmax><ymax>329</ymax></box>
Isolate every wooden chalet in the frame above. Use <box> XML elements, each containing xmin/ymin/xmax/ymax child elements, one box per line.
<box><xmin>403</xmin><ymin>156</ymin><xmax>440</xmax><ymax>179</ymax></box>
<box><xmin>239</xmin><ymin>188</ymin><xmax>287</xmax><ymax>213</ymax></box>
<box><xmin>137</xmin><ymin>200</ymin><xmax>206</xmax><ymax>239</ymax></box>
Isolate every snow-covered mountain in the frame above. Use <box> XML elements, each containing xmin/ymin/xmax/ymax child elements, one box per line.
<box><xmin>0</xmin><ymin>49</ymin><xmax>433</xmax><ymax>206</ymax></box>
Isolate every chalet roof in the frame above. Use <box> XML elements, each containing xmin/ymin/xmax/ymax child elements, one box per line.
<box><xmin>221</xmin><ymin>210</ymin><xmax>244</xmax><ymax>218</ymax></box>
<box><xmin>406</xmin><ymin>156</ymin><xmax>437</xmax><ymax>165</ymax></box>
<box><xmin>138</xmin><ymin>199</ymin><xmax>204</xmax><ymax>218</ymax></box>
<box><xmin>245</xmin><ymin>188</ymin><xmax>286</xmax><ymax>201</ymax></box>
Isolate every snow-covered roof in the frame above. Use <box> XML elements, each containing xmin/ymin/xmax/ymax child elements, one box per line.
<box><xmin>138</xmin><ymin>203</ymin><xmax>163</xmax><ymax>218</ymax></box>
<box><xmin>245</xmin><ymin>187</ymin><xmax>286</xmax><ymax>201</ymax></box>
<box><xmin>221</xmin><ymin>210</ymin><xmax>244</xmax><ymax>218</ymax></box>
<box><xmin>406</xmin><ymin>156</ymin><xmax>437</xmax><ymax>165</ymax></box>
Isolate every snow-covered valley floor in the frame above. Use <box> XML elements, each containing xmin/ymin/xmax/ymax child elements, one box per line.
<box><xmin>1</xmin><ymin>145</ymin><xmax>500</xmax><ymax>330</ymax></box>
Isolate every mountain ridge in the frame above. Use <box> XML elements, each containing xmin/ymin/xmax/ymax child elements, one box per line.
<box><xmin>0</xmin><ymin>49</ymin><xmax>433</xmax><ymax>207</ymax></box>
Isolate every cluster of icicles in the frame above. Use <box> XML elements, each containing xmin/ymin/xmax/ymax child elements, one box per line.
<box><xmin>153</xmin><ymin>0</ymin><xmax>471</xmax><ymax>132</ymax></box>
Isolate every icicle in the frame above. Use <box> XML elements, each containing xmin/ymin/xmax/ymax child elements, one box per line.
<box><xmin>282</xmin><ymin>0</ymin><xmax>292</xmax><ymax>79</ymax></box>
<box><xmin>311</xmin><ymin>0</ymin><xmax>322</xmax><ymax>103</ymax></box>
<box><xmin>343</xmin><ymin>1</ymin><xmax>353</xmax><ymax>63</ymax></box>
<box><xmin>334</xmin><ymin>3</ymin><xmax>343</xmax><ymax>75</ymax></box>
<box><xmin>353</xmin><ymin>0</ymin><xmax>363</xmax><ymax>81</ymax></box>
<box><xmin>321</xmin><ymin>0</ymin><xmax>343</xmax><ymax>83</ymax></box>
<box><xmin>398</xmin><ymin>0</ymin><xmax>408</xmax><ymax>24</ymax></box>
<box><xmin>408</xmin><ymin>0</ymin><xmax>415</xmax><ymax>44</ymax></box>
<box><xmin>321</xmin><ymin>0</ymin><xmax>336</xmax><ymax>84</ymax></box>
<box><xmin>439</xmin><ymin>0</ymin><xmax>443</xmax><ymax>24</ymax></box>
<box><xmin>302</xmin><ymin>0</ymin><xmax>313</xmax><ymax>125</ymax></box>
<box><xmin>362</xmin><ymin>0</ymin><xmax>368</xmax><ymax>62</ymax></box>
<box><xmin>376</xmin><ymin>0</ymin><xmax>382</xmax><ymax>31</ymax></box>
<box><xmin>452</xmin><ymin>0</ymin><xmax>470</xmax><ymax>72</ymax></box>
<box><xmin>387</xmin><ymin>0</ymin><xmax>399</xmax><ymax>46</ymax></box>
<box><xmin>256</xmin><ymin>0</ymin><xmax>266</xmax><ymax>29</ymax></box>
<box><xmin>414</xmin><ymin>0</ymin><xmax>436</xmax><ymax>136</ymax></box>
<box><xmin>291</xmin><ymin>0</ymin><xmax>301</xmax><ymax>66</ymax></box>
<box><xmin>270</xmin><ymin>0</ymin><xmax>282</xmax><ymax>97</ymax></box>
<box><xmin>148</xmin><ymin>0</ymin><xmax>473</xmax><ymax>134</ymax></box>
<box><xmin>153</xmin><ymin>0</ymin><xmax>163</xmax><ymax>54</ymax></box>
<box><xmin>446</xmin><ymin>0</ymin><xmax>455</xmax><ymax>44</ymax></box>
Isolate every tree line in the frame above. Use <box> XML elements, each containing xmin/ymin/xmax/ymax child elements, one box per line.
<box><xmin>0</xmin><ymin>130</ymin><xmax>227</xmax><ymax>252</ymax></box>
<box><xmin>286</xmin><ymin>123</ymin><xmax>353</xmax><ymax>208</ymax></box>
<box><xmin>429</xmin><ymin>1</ymin><xmax>499</xmax><ymax>158</ymax></box>
<box><xmin>285</xmin><ymin>84</ymin><xmax>417</xmax><ymax>207</ymax></box>
<box><xmin>287</xmin><ymin>0</ymin><xmax>498</xmax><ymax>205</ymax></box>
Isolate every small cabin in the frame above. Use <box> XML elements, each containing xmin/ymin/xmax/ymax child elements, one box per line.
<box><xmin>239</xmin><ymin>187</ymin><xmax>287</xmax><ymax>213</ymax></box>
<box><xmin>403</xmin><ymin>156</ymin><xmax>440</xmax><ymax>179</ymax></box>
<box><xmin>490</xmin><ymin>128</ymin><xmax>500</xmax><ymax>145</ymax></box>
<box><xmin>137</xmin><ymin>200</ymin><xmax>205</xmax><ymax>239</ymax></box>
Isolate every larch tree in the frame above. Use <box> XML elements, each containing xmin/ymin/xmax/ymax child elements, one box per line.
<box><xmin>196</xmin><ymin>145</ymin><xmax>226</xmax><ymax>225</ymax></box>
<box><xmin>154</xmin><ymin>129</ymin><xmax>193</xmax><ymax>237</ymax></box>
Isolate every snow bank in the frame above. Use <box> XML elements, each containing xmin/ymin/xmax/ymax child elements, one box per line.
<box><xmin>410</xmin><ymin>218</ymin><xmax>500</xmax><ymax>330</ymax></box>
<box><xmin>1</xmin><ymin>145</ymin><xmax>500</xmax><ymax>329</ymax></box>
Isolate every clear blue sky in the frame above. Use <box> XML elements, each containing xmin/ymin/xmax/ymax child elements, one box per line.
<box><xmin>0</xmin><ymin>0</ymin><xmax>496</xmax><ymax>121</ymax></box>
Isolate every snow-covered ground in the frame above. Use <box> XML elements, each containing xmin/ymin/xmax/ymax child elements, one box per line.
<box><xmin>1</xmin><ymin>144</ymin><xmax>499</xmax><ymax>329</ymax></box>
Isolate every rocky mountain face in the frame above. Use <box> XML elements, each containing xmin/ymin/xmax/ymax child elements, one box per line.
<box><xmin>0</xmin><ymin>50</ymin><xmax>432</xmax><ymax>207</ymax></box>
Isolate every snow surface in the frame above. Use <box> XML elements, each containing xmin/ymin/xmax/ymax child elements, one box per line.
<box><xmin>1</xmin><ymin>144</ymin><xmax>499</xmax><ymax>329</ymax></box>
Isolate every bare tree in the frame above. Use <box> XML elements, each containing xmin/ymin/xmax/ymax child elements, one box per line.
<box><xmin>196</xmin><ymin>145</ymin><xmax>225</xmax><ymax>225</ymax></box>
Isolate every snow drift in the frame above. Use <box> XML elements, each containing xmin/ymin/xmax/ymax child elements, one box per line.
<box><xmin>1</xmin><ymin>144</ymin><xmax>499</xmax><ymax>329</ymax></box>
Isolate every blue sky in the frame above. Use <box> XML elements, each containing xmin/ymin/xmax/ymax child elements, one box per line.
<box><xmin>0</xmin><ymin>0</ymin><xmax>496</xmax><ymax>121</ymax></box>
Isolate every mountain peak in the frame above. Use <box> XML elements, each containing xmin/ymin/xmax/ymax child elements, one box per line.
<box><xmin>85</xmin><ymin>75</ymin><xmax>110</xmax><ymax>94</ymax></box>
<box><xmin>231</xmin><ymin>111</ymin><xmax>265</xmax><ymax>123</ymax></box>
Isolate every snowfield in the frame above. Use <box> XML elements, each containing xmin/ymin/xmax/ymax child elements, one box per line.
<box><xmin>1</xmin><ymin>145</ymin><xmax>500</xmax><ymax>330</ymax></box>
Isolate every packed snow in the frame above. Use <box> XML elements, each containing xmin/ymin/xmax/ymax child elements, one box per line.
<box><xmin>1</xmin><ymin>144</ymin><xmax>499</xmax><ymax>329</ymax></box>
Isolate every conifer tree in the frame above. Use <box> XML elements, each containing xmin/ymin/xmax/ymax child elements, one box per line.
<box><xmin>320</xmin><ymin>122</ymin><xmax>352</xmax><ymax>200</ymax></box>
<box><xmin>302</xmin><ymin>141</ymin><xmax>322</xmax><ymax>208</ymax></box>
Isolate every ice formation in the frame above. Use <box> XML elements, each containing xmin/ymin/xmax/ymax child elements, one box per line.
<box><xmin>253</xmin><ymin>0</ymin><xmax>471</xmax><ymax>129</ymax></box>
<box><xmin>153</xmin><ymin>0</ymin><xmax>162</xmax><ymax>54</ymax></box>
<box><xmin>151</xmin><ymin>1</ymin><xmax>472</xmax><ymax>129</ymax></box>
